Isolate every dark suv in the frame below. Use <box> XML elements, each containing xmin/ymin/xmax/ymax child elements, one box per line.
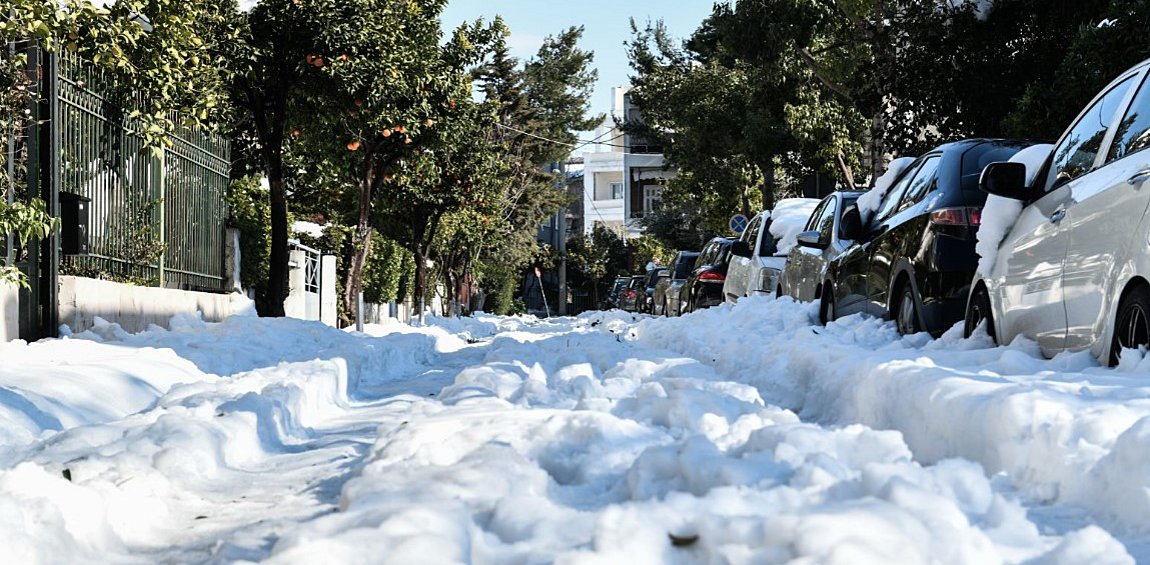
<box><xmin>823</xmin><ymin>139</ymin><xmax>1038</xmax><ymax>335</ymax></box>
<box><xmin>678</xmin><ymin>237</ymin><xmax>735</xmax><ymax>315</ymax></box>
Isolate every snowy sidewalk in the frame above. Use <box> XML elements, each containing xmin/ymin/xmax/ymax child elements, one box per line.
<box><xmin>0</xmin><ymin>304</ymin><xmax>1143</xmax><ymax>563</ymax></box>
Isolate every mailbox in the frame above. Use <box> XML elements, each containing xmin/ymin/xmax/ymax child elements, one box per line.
<box><xmin>59</xmin><ymin>192</ymin><xmax>90</xmax><ymax>255</ymax></box>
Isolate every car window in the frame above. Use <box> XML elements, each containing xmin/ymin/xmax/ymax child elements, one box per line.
<box><xmin>1108</xmin><ymin>72</ymin><xmax>1150</xmax><ymax>163</ymax></box>
<box><xmin>804</xmin><ymin>198</ymin><xmax>830</xmax><ymax>232</ymax></box>
<box><xmin>898</xmin><ymin>155</ymin><xmax>942</xmax><ymax>211</ymax></box>
<box><xmin>874</xmin><ymin>159</ymin><xmax>924</xmax><ymax>222</ymax></box>
<box><xmin>1046</xmin><ymin>75</ymin><xmax>1135</xmax><ymax>191</ymax></box>
<box><xmin>742</xmin><ymin>215</ymin><xmax>761</xmax><ymax>244</ymax></box>
<box><xmin>814</xmin><ymin>198</ymin><xmax>836</xmax><ymax>245</ymax></box>
<box><xmin>759</xmin><ymin>218</ymin><xmax>778</xmax><ymax>256</ymax></box>
<box><xmin>838</xmin><ymin>195</ymin><xmax>860</xmax><ymax>239</ymax></box>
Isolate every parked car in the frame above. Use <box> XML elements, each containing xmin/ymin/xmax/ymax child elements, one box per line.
<box><xmin>677</xmin><ymin>237</ymin><xmax>735</xmax><ymax>315</ymax></box>
<box><xmin>780</xmin><ymin>191</ymin><xmax>863</xmax><ymax>302</ymax></box>
<box><xmin>822</xmin><ymin>138</ymin><xmax>1038</xmax><ymax>335</ymax></box>
<box><xmin>640</xmin><ymin>267</ymin><xmax>669</xmax><ymax>313</ymax></box>
<box><xmin>617</xmin><ymin>275</ymin><xmax>647</xmax><ymax>312</ymax></box>
<box><xmin>966</xmin><ymin>59</ymin><xmax>1150</xmax><ymax>364</ymax></box>
<box><xmin>605</xmin><ymin>276</ymin><xmax>629</xmax><ymax>309</ymax></box>
<box><xmin>725</xmin><ymin>198</ymin><xmax>820</xmax><ymax>302</ymax></box>
<box><xmin>654</xmin><ymin>251</ymin><xmax>700</xmax><ymax>316</ymax></box>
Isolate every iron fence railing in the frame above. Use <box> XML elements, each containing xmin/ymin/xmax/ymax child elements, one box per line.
<box><xmin>56</xmin><ymin>54</ymin><xmax>229</xmax><ymax>291</ymax></box>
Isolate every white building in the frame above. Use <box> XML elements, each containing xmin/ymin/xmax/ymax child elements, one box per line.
<box><xmin>580</xmin><ymin>87</ymin><xmax>674</xmax><ymax>238</ymax></box>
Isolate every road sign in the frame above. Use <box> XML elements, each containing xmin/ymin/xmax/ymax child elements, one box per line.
<box><xmin>729</xmin><ymin>213</ymin><xmax>749</xmax><ymax>234</ymax></box>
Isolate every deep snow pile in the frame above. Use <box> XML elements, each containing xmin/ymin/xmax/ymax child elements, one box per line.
<box><xmin>0</xmin><ymin>302</ymin><xmax>1146</xmax><ymax>563</ymax></box>
<box><xmin>767</xmin><ymin>197</ymin><xmax>821</xmax><ymax>255</ymax></box>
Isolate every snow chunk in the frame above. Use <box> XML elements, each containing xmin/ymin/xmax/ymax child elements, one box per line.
<box><xmin>856</xmin><ymin>157</ymin><xmax>917</xmax><ymax>224</ymax></box>
<box><xmin>291</xmin><ymin>221</ymin><xmax>325</xmax><ymax>238</ymax></box>
<box><xmin>975</xmin><ymin>143</ymin><xmax>1052</xmax><ymax>277</ymax></box>
<box><xmin>767</xmin><ymin>198</ymin><xmax>821</xmax><ymax>255</ymax></box>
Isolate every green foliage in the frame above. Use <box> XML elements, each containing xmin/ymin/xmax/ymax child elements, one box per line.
<box><xmin>362</xmin><ymin>234</ymin><xmax>410</xmax><ymax>305</ymax></box>
<box><xmin>226</xmin><ymin>176</ymin><xmax>271</xmax><ymax>313</ymax></box>
<box><xmin>567</xmin><ymin>223</ymin><xmax>629</xmax><ymax>284</ymax></box>
<box><xmin>629</xmin><ymin>235</ymin><xmax>674</xmax><ymax>270</ymax></box>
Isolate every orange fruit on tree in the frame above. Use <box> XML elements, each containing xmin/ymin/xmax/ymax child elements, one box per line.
<box><xmin>382</xmin><ymin>129</ymin><xmax>392</xmax><ymax>137</ymax></box>
<box><xmin>347</xmin><ymin>140</ymin><xmax>361</xmax><ymax>151</ymax></box>
<box><xmin>292</xmin><ymin>129</ymin><xmax>301</xmax><ymax>136</ymax></box>
<box><xmin>403</xmin><ymin>137</ymin><xmax>412</xmax><ymax>145</ymax></box>
<box><xmin>313</xmin><ymin>56</ymin><xmax>325</xmax><ymax>68</ymax></box>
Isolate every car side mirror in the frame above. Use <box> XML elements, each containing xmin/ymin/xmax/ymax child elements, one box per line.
<box><xmin>730</xmin><ymin>240</ymin><xmax>752</xmax><ymax>258</ymax></box>
<box><xmin>980</xmin><ymin>161</ymin><xmax>1030</xmax><ymax>200</ymax></box>
<box><xmin>840</xmin><ymin>205</ymin><xmax>863</xmax><ymax>241</ymax></box>
<box><xmin>796</xmin><ymin>230</ymin><xmax>827</xmax><ymax>250</ymax></box>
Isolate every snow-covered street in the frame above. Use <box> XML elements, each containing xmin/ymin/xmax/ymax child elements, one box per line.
<box><xmin>2</xmin><ymin>299</ymin><xmax>1149</xmax><ymax>563</ymax></box>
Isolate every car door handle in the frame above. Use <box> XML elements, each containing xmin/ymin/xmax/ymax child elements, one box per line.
<box><xmin>1128</xmin><ymin>168</ymin><xmax>1150</xmax><ymax>186</ymax></box>
<box><xmin>1050</xmin><ymin>208</ymin><xmax>1066</xmax><ymax>224</ymax></box>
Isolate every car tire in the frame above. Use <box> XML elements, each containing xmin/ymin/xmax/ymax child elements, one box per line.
<box><xmin>964</xmin><ymin>285</ymin><xmax>997</xmax><ymax>344</ymax></box>
<box><xmin>819</xmin><ymin>285</ymin><xmax>835</xmax><ymax>326</ymax></box>
<box><xmin>893</xmin><ymin>284</ymin><xmax>919</xmax><ymax>336</ymax></box>
<box><xmin>1110</xmin><ymin>285</ymin><xmax>1150</xmax><ymax>366</ymax></box>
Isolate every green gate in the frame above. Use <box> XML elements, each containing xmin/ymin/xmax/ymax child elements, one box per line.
<box><xmin>56</xmin><ymin>53</ymin><xmax>229</xmax><ymax>291</ymax></box>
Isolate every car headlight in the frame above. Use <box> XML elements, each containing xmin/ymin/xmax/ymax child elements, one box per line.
<box><xmin>757</xmin><ymin>267</ymin><xmax>781</xmax><ymax>293</ymax></box>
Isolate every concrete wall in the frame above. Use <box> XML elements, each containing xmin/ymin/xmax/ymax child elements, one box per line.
<box><xmin>1</xmin><ymin>280</ymin><xmax>17</xmax><ymax>342</ymax></box>
<box><xmin>58</xmin><ymin>276</ymin><xmax>235</xmax><ymax>334</ymax></box>
<box><xmin>320</xmin><ymin>255</ymin><xmax>337</xmax><ymax>327</ymax></box>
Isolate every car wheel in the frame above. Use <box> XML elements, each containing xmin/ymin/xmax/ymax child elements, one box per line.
<box><xmin>894</xmin><ymin>284</ymin><xmax>919</xmax><ymax>336</ymax></box>
<box><xmin>819</xmin><ymin>285</ymin><xmax>835</xmax><ymax>326</ymax></box>
<box><xmin>964</xmin><ymin>285</ymin><xmax>997</xmax><ymax>343</ymax></box>
<box><xmin>1110</xmin><ymin>285</ymin><xmax>1150</xmax><ymax>366</ymax></box>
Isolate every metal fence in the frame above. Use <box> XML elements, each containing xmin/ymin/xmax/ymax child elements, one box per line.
<box><xmin>56</xmin><ymin>54</ymin><xmax>229</xmax><ymax>291</ymax></box>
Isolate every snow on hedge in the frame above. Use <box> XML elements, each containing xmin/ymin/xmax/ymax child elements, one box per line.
<box><xmin>0</xmin><ymin>298</ymin><xmax>1146</xmax><ymax>562</ymax></box>
<box><xmin>856</xmin><ymin>156</ymin><xmax>917</xmax><ymax>224</ymax></box>
<box><xmin>766</xmin><ymin>197</ymin><xmax>821</xmax><ymax>255</ymax></box>
<box><xmin>975</xmin><ymin>143</ymin><xmax>1053</xmax><ymax>277</ymax></box>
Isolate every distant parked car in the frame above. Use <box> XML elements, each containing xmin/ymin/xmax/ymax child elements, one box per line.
<box><xmin>654</xmin><ymin>251</ymin><xmax>700</xmax><ymax>316</ymax></box>
<box><xmin>966</xmin><ymin>59</ymin><xmax>1150</xmax><ymax>364</ymax></box>
<box><xmin>823</xmin><ymin>138</ymin><xmax>1038</xmax><ymax>335</ymax></box>
<box><xmin>618</xmin><ymin>275</ymin><xmax>647</xmax><ymax>312</ymax></box>
<box><xmin>725</xmin><ymin>198</ymin><xmax>820</xmax><ymax>302</ymax></box>
<box><xmin>640</xmin><ymin>267</ymin><xmax>668</xmax><ymax>313</ymax></box>
<box><xmin>678</xmin><ymin>237</ymin><xmax>735</xmax><ymax>315</ymax></box>
<box><xmin>780</xmin><ymin>191</ymin><xmax>863</xmax><ymax>302</ymax></box>
<box><xmin>605</xmin><ymin>276</ymin><xmax>629</xmax><ymax>309</ymax></box>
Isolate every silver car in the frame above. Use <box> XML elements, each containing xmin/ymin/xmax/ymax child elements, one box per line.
<box><xmin>780</xmin><ymin>191</ymin><xmax>862</xmax><ymax>302</ymax></box>
<box><xmin>967</xmin><ymin>58</ymin><xmax>1150</xmax><ymax>364</ymax></box>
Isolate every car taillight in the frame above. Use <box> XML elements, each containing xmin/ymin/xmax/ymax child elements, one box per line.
<box><xmin>698</xmin><ymin>271</ymin><xmax>725</xmax><ymax>281</ymax></box>
<box><xmin>930</xmin><ymin>207</ymin><xmax>979</xmax><ymax>226</ymax></box>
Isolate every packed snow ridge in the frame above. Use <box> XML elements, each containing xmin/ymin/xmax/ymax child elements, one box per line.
<box><xmin>0</xmin><ymin>297</ymin><xmax>1148</xmax><ymax>563</ymax></box>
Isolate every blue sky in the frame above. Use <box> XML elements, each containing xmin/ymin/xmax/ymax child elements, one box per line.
<box><xmin>440</xmin><ymin>1</ymin><xmax>717</xmax><ymax>117</ymax></box>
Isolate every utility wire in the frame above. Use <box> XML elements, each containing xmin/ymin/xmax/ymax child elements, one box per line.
<box><xmin>496</xmin><ymin>122</ymin><xmax>630</xmax><ymax>150</ymax></box>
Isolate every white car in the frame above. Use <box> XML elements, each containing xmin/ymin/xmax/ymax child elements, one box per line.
<box><xmin>967</xmin><ymin>58</ymin><xmax>1150</xmax><ymax>365</ymax></box>
<box><xmin>724</xmin><ymin>198</ymin><xmax>820</xmax><ymax>302</ymax></box>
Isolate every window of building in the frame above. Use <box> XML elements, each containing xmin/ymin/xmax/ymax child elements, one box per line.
<box><xmin>610</xmin><ymin>182</ymin><xmax>624</xmax><ymax>200</ymax></box>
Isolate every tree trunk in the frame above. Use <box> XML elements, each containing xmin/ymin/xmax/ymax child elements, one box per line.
<box><xmin>761</xmin><ymin>161</ymin><xmax>776</xmax><ymax>211</ymax></box>
<box><xmin>266</xmin><ymin>162</ymin><xmax>288</xmax><ymax>318</ymax></box>
<box><xmin>411</xmin><ymin>214</ymin><xmax>427</xmax><ymax>320</ymax></box>
<box><xmin>343</xmin><ymin>174</ymin><xmax>374</xmax><ymax>322</ymax></box>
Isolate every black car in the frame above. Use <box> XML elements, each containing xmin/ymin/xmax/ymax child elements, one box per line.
<box><xmin>822</xmin><ymin>139</ymin><xmax>1038</xmax><ymax>335</ymax></box>
<box><xmin>678</xmin><ymin>237</ymin><xmax>735</xmax><ymax>315</ymax></box>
